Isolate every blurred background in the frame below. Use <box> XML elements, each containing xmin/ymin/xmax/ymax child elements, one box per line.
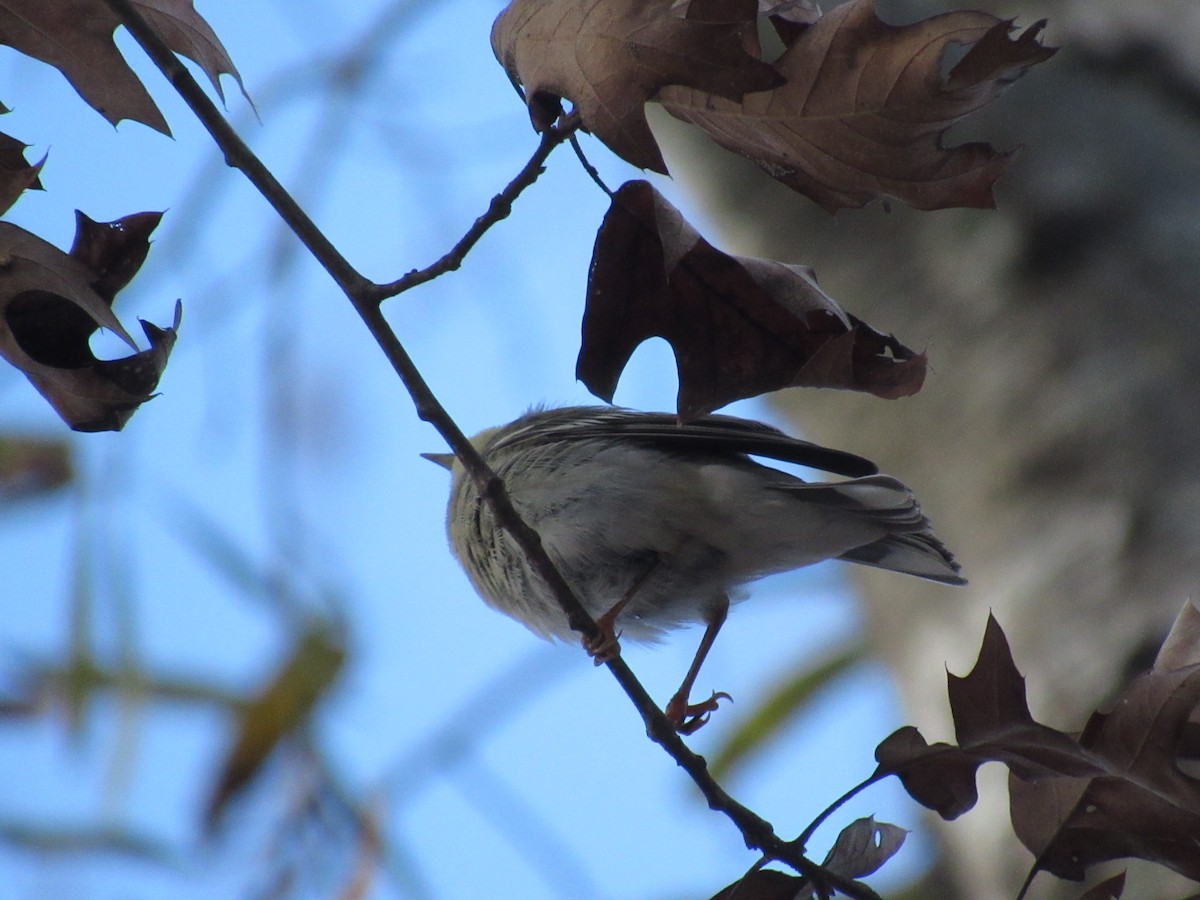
<box><xmin>2</xmin><ymin>1</ymin><xmax>1198</xmax><ymax>899</ymax></box>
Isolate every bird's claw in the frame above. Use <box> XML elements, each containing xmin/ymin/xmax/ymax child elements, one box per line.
<box><xmin>584</xmin><ymin>624</ymin><xmax>622</xmax><ymax>665</ymax></box>
<box><xmin>665</xmin><ymin>690</ymin><xmax>733</xmax><ymax>735</ymax></box>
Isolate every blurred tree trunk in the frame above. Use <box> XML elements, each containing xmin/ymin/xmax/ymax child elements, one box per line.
<box><xmin>660</xmin><ymin>1</ymin><xmax>1200</xmax><ymax>896</ymax></box>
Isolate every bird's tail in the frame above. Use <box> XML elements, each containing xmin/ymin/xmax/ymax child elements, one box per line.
<box><xmin>778</xmin><ymin>475</ymin><xmax>965</xmax><ymax>585</ymax></box>
<box><xmin>837</xmin><ymin>531</ymin><xmax>965</xmax><ymax>585</ymax></box>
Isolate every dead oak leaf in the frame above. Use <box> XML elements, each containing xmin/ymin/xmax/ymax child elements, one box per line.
<box><xmin>1010</xmin><ymin>599</ymin><xmax>1200</xmax><ymax>885</ymax></box>
<box><xmin>578</xmin><ymin>180</ymin><xmax>925</xmax><ymax>421</ymax></box>
<box><xmin>0</xmin><ymin>107</ymin><xmax>44</xmax><ymax>216</ymax></box>
<box><xmin>70</xmin><ymin>208</ymin><xmax>159</xmax><ymax>301</ymax></box>
<box><xmin>0</xmin><ymin>133</ymin><xmax>43</xmax><ymax>216</ymax></box>
<box><xmin>874</xmin><ymin>726</ymin><xmax>984</xmax><ymax>820</ymax></box>
<box><xmin>659</xmin><ymin>0</ymin><xmax>1056</xmax><ymax>210</ymax></box>
<box><xmin>491</xmin><ymin>0</ymin><xmax>782</xmax><ymax>173</ymax></box>
<box><xmin>0</xmin><ymin>211</ymin><xmax>180</xmax><ymax>432</ymax></box>
<box><xmin>0</xmin><ymin>0</ymin><xmax>244</xmax><ymax>134</ymax></box>
<box><xmin>875</xmin><ymin>614</ymin><xmax>1102</xmax><ymax>820</ymax></box>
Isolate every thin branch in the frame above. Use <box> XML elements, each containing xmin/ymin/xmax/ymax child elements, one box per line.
<box><xmin>368</xmin><ymin>111</ymin><xmax>583</xmax><ymax>303</ymax></box>
<box><xmin>99</xmin><ymin>3</ymin><xmax>881</xmax><ymax>896</ymax></box>
<box><xmin>569</xmin><ymin>134</ymin><xmax>615</xmax><ymax>197</ymax></box>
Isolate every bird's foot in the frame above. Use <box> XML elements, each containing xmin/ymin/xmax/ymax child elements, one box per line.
<box><xmin>583</xmin><ymin>622</ymin><xmax>622</xmax><ymax>665</ymax></box>
<box><xmin>665</xmin><ymin>690</ymin><xmax>733</xmax><ymax>735</ymax></box>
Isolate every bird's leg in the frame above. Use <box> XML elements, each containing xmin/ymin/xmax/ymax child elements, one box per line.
<box><xmin>665</xmin><ymin>597</ymin><xmax>731</xmax><ymax>735</ymax></box>
<box><xmin>583</xmin><ymin>554</ymin><xmax>659</xmax><ymax>665</ymax></box>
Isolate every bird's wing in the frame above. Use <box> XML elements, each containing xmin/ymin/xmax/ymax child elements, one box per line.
<box><xmin>492</xmin><ymin>407</ymin><xmax>879</xmax><ymax>478</ymax></box>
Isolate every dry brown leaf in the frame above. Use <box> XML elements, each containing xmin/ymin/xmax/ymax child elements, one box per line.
<box><xmin>578</xmin><ymin>180</ymin><xmax>925</xmax><ymax>420</ymax></box>
<box><xmin>0</xmin><ymin>108</ymin><xmax>43</xmax><ymax>216</ymax></box>
<box><xmin>0</xmin><ymin>134</ymin><xmax>43</xmax><ymax>216</ymax></box>
<box><xmin>0</xmin><ymin>0</ymin><xmax>244</xmax><ymax>134</ymax></box>
<box><xmin>874</xmin><ymin>726</ymin><xmax>986</xmax><ymax>820</ymax></box>
<box><xmin>70</xmin><ymin>208</ymin><xmax>159</xmax><ymax>301</ymax></box>
<box><xmin>660</xmin><ymin>0</ymin><xmax>1056</xmax><ymax>210</ymax></box>
<box><xmin>491</xmin><ymin>0</ymin><xmax>782</xmax><ymax>172</ymax></box>
<box><xmin>881</xmin><ymin>606</ymin><xmax>1200</xmax><ymax>888</ymax></box>
<box><xmin>0</xmin><ymin>211</ymin><xmax>180</xmax><ymax>431</ymax></box>
<box><xmin>878</xmin><ymin>607</ymin><xmax>1200</xmax><ymax>889</ymax></box>
<box><xmin>875</xmin><ymin>615</ymin><xmax>1102</xmax><ymax>820</ymax></box>
<box><xmin>1010</xmin><ymin>599</ymin><xmax>1200</xmax><ymax>885</ymax></box>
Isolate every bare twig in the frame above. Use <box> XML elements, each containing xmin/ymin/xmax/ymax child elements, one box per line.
<box><xmin>99</xmin><ymin>3</ymin><xmax>882</xmax><ymax>896</ymax></box>
<box><xmin>368</xmin><ymin>111</ymin><xmax>582</xmax><ymax>303</ymax></box>
<box><xmin>569</xmin><ymin>134</ymin><xmax>615</xmax><ymax>197</ymax></box>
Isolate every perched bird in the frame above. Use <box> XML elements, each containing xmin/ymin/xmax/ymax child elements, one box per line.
<box><xmin>425</xmin><ymin>406</ymin><xmax>964</xmax><ymax>733</ymax></box>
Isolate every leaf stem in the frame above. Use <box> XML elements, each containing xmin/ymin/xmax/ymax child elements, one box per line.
<box><xmin>569</xmin><ymin>133</ymin><xmax>614</xmax><ymax>197</ymax></box>
<box><xmin>796</xmin><ymin>771</ymin><xmax>890</xmax><ymax>848</ymax></box>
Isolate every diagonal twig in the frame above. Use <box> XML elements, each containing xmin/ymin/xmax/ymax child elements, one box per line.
<box><xmin>367</xmin><ymin>111</ymin><xmax>581</xmax><ymax>303</ymax></box>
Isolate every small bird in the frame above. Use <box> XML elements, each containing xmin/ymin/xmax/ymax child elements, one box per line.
<box><xmin>425</xmin><ymin>406</ymin><xmax>964</xmax><ymax>733</ymax></box>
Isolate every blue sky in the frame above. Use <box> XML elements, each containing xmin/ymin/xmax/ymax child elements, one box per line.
<box><xmin>0</xmin><ymin>1</ymin><xmax>931</xmax><ymax>897</ymax></box>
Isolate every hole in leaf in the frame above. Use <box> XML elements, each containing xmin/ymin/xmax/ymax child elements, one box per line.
<box><xmin>5</xmin><ymin>290</ymin><xmax>98</xmax><ymax>368</ymax></box>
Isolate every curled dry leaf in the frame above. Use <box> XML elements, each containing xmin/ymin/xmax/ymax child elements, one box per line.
<box><xmin>660</xmin><ymin>0</ymin><xmax>1057</xmax><ymax>210</ymax></box>
<box><xmin>875</xmin><ymin>614</ymin><xmax>1102</xmax><ymax>820</ymax></box>
<box><xmin>0</xmin><ymin>211</ymin><xmax>180</xmax><ymax>432</ymax></box>
<box><xmin>578</xmin><ymin>180</ymin><xmax>925</xmax><ymax>420</ymax></box>
<box><xmin>1010</xmin><ymin>598</ymin><xmax>1200</xmax><ymax>884</ymax></box>
<box><xmin>491</xmin><ymin>0</ymin><xmax>782</xmax><ymax>172</ymax></box>
<box><xmin>0</xmin><ymin>0</ymin><xmax>245</xmax><ymax>134</ymax></box>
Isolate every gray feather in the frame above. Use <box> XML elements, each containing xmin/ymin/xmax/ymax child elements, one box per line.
<box><xmin>435</xmin><ymin>406</ymin><xmax>964</xmax><ymax>643</ymax></box>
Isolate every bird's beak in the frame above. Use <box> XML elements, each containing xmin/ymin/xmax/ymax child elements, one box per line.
<box><xmin>421</xmin><ymin>452</ymin><xmax>455</xmax><ymax>471</ymax></box>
